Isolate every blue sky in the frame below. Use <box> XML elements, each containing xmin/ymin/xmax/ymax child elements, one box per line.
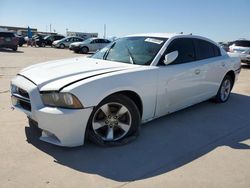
<box><xmin>0</xmin><ymin>0</ymin><xmax>249</xmax><ymax>42</ymax></box>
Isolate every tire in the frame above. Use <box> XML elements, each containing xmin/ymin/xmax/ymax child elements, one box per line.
<box><xmin>59</xmin><ymin>44</ymin><xmax>65</xmax><ymax>49</ymax></box>
<box><xmin>86</xmin><ymin>94</ymin><xmax>141</xmax><ymax>146</ymax></box>
<box><xmin>41</xmin><ymin>42</ymin><xmax>46</xmax><ymax>47</ymax></box>
<box><xmin>12</xmin><ymin>46</ymin><xmax>18</xmax><ymax>51</ymax></box>
<box><xmin>73</xmin><ymin>49</ymin><xmax>80</xmax><ymax>53</ymax></box>
<box><xmin>214</xmin><ymin>75</ymin><xmax>233</xmax><ymax>103</ymax></box>
<box><xmin>19</xmin><ymin>44</ymin><xmax>23</xmax><ymax>47</ymax></box>
<box><xmin>81</xmin><ymin>46</ymin><xmax>89</xmax><ymax>54</ymax></box>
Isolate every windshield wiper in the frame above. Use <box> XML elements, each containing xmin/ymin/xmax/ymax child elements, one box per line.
<box><xmin>103</xmin><ymin>42</ymin><xmax>116</xmax><ymax>60</ymax></box>
<box><xmin>126</xmin><ymin>45</ymin><xmax>135</xmax><ymax>64</ymax></box>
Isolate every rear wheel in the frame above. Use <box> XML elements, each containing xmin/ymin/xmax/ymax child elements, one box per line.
<box><xmin>81</xmin><ymin>46</ymin><xmax>89</xmax><ymax>54</ymax></box>
<box><xmin>41</xmin><ymin>42</ymin><xmax>46</xmax><ymax>47</ymax></box>
<box><xmin>214</xmin><ymin>75</ymin><xmax>233</xmax><ymax>103</ymax></box>
<box><xmin>87</xmin><ymin>94</ymin><xmax>140</xmax><ymax>146</ymax></box>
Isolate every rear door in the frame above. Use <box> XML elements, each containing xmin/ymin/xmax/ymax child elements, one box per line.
<box><xmin>156</xmin><ymin>38</ymin><xmax>206</xmax><ymax>116</ymax></box>
<box><xmin>193</xmin><ymin>39</ymin><xmax>226</xmax><ymax>97</ymax></box>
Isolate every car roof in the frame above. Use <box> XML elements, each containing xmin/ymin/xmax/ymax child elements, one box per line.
<box><xmin>126</xmin><ymin>33</ymin><xmax>181</xmax><ymax>38</ymax></box>
<box><xmin>126</xmin><ymin>33</ymin><xmax>219</xmax><ymax>46</ymax></box>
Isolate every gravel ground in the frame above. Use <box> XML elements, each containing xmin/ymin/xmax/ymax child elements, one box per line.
<box><xmin>0</xmin><ymin>46</ymin><xmax>250</xmax><ymax>188</ymax></box>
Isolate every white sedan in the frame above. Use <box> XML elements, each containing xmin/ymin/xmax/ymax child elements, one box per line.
<box><xmin>69</xmin><ymin>38</ymin><xmax>111</xmax><ymax>54</ymax></box>
<box><xmin>11</xmin><ymin>33</ymin><xmax>241</xmax><ymax>147</ymax></box>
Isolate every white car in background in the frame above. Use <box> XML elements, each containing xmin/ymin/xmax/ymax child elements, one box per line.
<box><xmin>52</xmin><ymin>36</ymin><xmax>84</xmax><ymax>49</ymax></box>
<box><xmin>229</xmin><ymin>40</ymin><xmax>250</xmax><ymax>64</ymax></box>
<box><xmin>69</xmin><ymin>38</ymin><xmax>111</xmax><ymax>54</ymax></box>
<box><xmin>11</xmin><ymin>33</ymin><xmax>241</xmax><ymax>147</ymax></box>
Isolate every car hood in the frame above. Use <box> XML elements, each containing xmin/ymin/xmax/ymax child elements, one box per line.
<box><xmin>52</xmin><ymin>40</ymin><xmax>61</xmax><ymax>44</ymax></box>
<box><xmin>18</xmin><ymin>57</ymin><xmax>139</xmax><ymax>91</ymax></box>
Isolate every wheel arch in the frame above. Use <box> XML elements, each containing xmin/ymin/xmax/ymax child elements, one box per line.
<box><xmin>81</xmin><ymin>46</ymin><xmax>89</xmax><ymax>51</ymax></box>
<box><xmin>225</xmin><ymin>70</ymin><xmax>235</xmax><ymax>88</ymax></box>
<box><xmin>99</xmin><ymin>90</ymin><xmax>143</xmax><ymax>118</ymax></box>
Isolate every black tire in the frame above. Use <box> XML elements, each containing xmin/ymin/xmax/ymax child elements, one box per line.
<box><xmin>81</xmin><ymin>46</ymin><xmax>89</xmax><ymax>54</ymax></box>
<box><xmin>41</xmin><ymin>42</ymin><xmax>46</xmax><ymax>47</ymax></box>
<box><xmin>59</xmin><ymin>44</ymin><xmax>65</xmax><ymax>49</ymax></box>
<box><xmin>214</xmin><ymin>74</ymin><xmax>233</xmax><ymax>103</ymax></box>
<box><xmin>19</xmin><ymin>44</ymin><xmax>23</xmax><ymax>47</ymax></box>
<box><xmin>73</xmin><ymin>49</ymin><xmax>80</xmax><ymax>54</ymax></box>
<box><xmin>86</xmin><ymin>94</ymin><xmax>141</xmax><ymax>146</ymax></box>
<box><xmin>12</xmin><ymin>46</ymin><xmax>18</xmax><ymax>51</ymax></box>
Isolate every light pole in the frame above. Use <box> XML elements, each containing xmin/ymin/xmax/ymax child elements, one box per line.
<box><xmin>104</xmin><ymin>24</ymin><xmax>106</xmax><ymax>39</ymax></box>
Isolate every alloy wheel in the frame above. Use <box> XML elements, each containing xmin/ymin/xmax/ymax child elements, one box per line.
<box><xmin>92</xmin><ymin>102</ymin><xmax>132</xmax><ymax>141</ymax></box>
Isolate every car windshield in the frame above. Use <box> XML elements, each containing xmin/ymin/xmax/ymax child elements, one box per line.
<box><xmin>91</xmin><ymin>36</ymin><xmax>167</xmax><ymax>65</ymax></box>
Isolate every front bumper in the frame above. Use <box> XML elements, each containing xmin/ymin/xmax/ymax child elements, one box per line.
<box><xmin>11</xmin><ymin>75</ymin><xmax>93</xmax><ymax>147</ymax></box>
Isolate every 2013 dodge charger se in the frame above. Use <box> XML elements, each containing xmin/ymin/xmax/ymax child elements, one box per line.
<box><xmin>11</xmin><ymin>33</ymin><xmax>241</xmax><ymax>147</ymax></box>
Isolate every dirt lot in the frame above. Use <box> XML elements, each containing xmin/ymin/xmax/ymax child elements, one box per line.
<box><xmin>0</xmin><ymin>47</ymin><xmax>250</xmax><ymax>188</ymax></box>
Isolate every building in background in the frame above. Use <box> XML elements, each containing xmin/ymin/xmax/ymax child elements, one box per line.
<box><xmin>0</xmin><ymin>25</ymin><xmax>37</xmax><ymax>35</ymax></box>
<box><xmin>67</xmin><ymin>31</ymin><xmax>98</xmax><ymax>39</ymax></box>
<box><xmin>0</xmin><ymin>25</ymin><xmax>57</xmax><ymax>36</ymax></box>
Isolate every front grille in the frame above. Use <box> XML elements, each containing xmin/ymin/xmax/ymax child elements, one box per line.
<box><xmin>18</xmin><ymin>88</ymin><xmax>29</xmax><ymax>99</ymax></box>
<box><xmin>11</xmin><ymin>85</ymin><xmax>31</xmax><ymax>111</ymax></box>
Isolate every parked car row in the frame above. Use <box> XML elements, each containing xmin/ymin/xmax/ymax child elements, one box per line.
<box><xmin>51</xmin><ymin>36</ymin><xmax>111</xmax><ymax>54</ymax></box>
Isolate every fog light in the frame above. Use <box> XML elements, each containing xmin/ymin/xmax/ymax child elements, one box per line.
<box><xmin>11</xmin><ymin>96</ymin><xmax>18</xmax><ymax>105</ymax></box>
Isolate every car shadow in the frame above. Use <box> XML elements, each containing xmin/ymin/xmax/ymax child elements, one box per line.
<box><xmin>0</xmin><ymin>48</ymin><xmax>24</xmax><ymax>53</ymax></box>
<box><xmin>25</xmin><ymin>93</ymin><xmax>250</xmax><ymax>182</ymax></box>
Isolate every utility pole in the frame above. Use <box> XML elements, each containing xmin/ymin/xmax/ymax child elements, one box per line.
<box><xmin>104</xmin><ymin>24</ymin><xmax>106</xmax><ymax>39</ymax></box>
<box><xmin>66</xmin><ymin>28</ymin><xmax>68</xmax><ymax>36</ymax></box>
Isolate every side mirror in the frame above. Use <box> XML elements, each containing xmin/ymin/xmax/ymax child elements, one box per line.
<box><xmin>163</xmin><ymin>51</ymin><xmax>178</xmax><ymax>65</ymax></box>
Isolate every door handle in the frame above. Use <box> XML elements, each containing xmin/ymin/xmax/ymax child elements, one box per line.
<box><xmin>194</xmin><ymin>69</ymin><xmax>200</xmax><ymax>75</ymax></box>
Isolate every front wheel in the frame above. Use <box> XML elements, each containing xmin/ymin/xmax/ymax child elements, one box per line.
<box><xmin>87</xmin><ymin>94</ymin><xmax>141</xmax><ymax>146</ymax></box>
<box><xmin>59</xmin><ymin>44</ymin><xmax>65</xmax><ymax>49</ymax></box>
<box><xmin>214</xmin><ymin>75</ymin><xmax>233</xmax><ymax>103</ymax></box>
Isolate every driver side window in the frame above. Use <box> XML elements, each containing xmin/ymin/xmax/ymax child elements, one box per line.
<box><xmin>160</xmin><ymin>38</ymin><xmax>196</xmax><ymax>65</ymax></box>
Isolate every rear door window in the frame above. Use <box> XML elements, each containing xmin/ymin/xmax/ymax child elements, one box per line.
<box><xmin>194</xmin><ymin>39</ymin><xmax>221</xmax><ymax>60</ymax></box>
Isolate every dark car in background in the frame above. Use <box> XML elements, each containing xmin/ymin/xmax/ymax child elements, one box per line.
<box><xmin>0</xmin><ymin>31</ymin><xmax>18</xmax><ymax>51</ymax></box>
<box><xmin>33</xmin><ymin>34</ymin><xmax>47</xmax><ymax>47</ymax></box>
<box><xmin>44</xmin><ymin>35</ymin><xmax>65</xmax><ymax>46</ymax></box>
<box><xmin>16</xmin><ymin>34</ymin><xmax>26</xmax><ymax>47</ymax></box>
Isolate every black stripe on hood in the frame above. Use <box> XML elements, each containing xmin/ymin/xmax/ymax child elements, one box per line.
<box><xmin>17</xmin><ymin>74</ymin><xmax>37</xmax><ymax>86</ymax></box>
<box><xmin>58</xmin><ymin>69</ymin><xmax>127</xmax><ymax>91</ymax></box>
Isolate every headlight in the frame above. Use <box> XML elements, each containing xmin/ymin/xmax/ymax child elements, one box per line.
<box><xmin>41</xmin><ymin>92</ymin><xmax>83</xmax><ymax>109</ymax></box>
